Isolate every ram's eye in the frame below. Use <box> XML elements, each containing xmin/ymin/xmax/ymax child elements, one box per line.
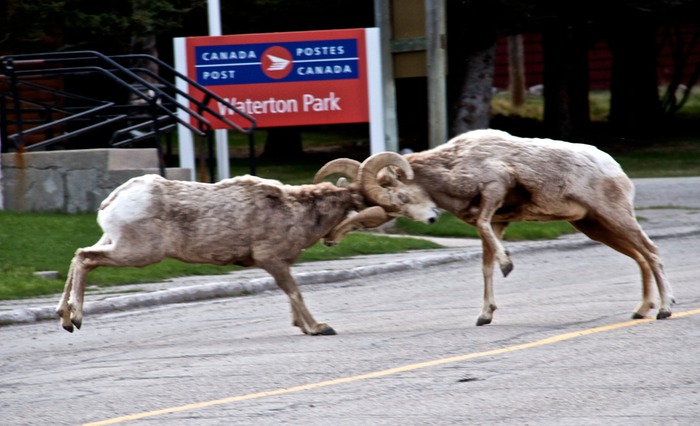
<box><xmin>397</xmin><ymin>193</ymin><xmax>409</xmax><ymax>204</ymax></box>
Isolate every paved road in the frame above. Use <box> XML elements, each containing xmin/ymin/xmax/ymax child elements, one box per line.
<box><xmin>632</xmin><ymin>176</ymin><xmax>700</xmax><ymax>208</ymax></box>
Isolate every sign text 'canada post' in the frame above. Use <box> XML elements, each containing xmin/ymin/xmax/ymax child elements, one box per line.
<box><xmin>194</xmin><ymin>39</ymin><xmax>359</xmax><ymax>86</ymax></box>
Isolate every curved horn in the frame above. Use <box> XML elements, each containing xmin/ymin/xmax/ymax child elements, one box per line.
<box><xmin>313</xmin><ymin>158</ymin><xmax>361</xmax><ymax>184</ymax></box>
<box><xmin>322</xmin><ymin>206</ymin><xmax>390</xmax><ymax>246</ymax></box>
<box><xmin>358</xmin><ymin>152</ymin><xmax>414</xmax><ymax>208</ymax></box>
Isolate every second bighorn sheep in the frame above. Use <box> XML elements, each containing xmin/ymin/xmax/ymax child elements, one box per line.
<box><xmin>56</xmin><ymin>153</ymin><xmax>439</xmax><ymax>336</ymax></box>
<box><xmin>317</xmin><ymin>129</ymin><xmax>675</xmax><ymax>326</ymax></box>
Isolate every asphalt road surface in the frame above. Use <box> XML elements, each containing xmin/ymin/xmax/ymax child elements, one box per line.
<box><xmin>1</xmin><ymin>232</ymin><xmax>698</xmax><ymax>425</ymax></box>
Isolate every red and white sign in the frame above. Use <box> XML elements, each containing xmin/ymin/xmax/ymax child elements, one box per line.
<box><xmin>178</xmin><ymin>28</ymin><xmax>376</xmax><ymax>129</ymax></box>
<box><xmin>174</xmin><ymin>28</ymin><xmax>385</xmax><ymax>180</ymax></box>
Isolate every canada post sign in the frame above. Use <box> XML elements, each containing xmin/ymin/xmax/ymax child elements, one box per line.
<box><xmin>182</xmin><ymin>29</ymin><xmax>374</xmax><ymax>128</ymax></box>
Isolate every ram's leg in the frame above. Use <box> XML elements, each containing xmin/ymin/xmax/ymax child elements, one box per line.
<box><xmin>570</xmin><ymin>216</ymin><xmax>671</xmax><ymax>319</ymax></box>
<box><xmin>476</xmin><ymin>233</ymin><xmax>498</xmax><ymax>326</ymax></box>
<box><xmin>323</xmin><ymin>206</ymin><xmax>390</xmax><ymax>246</ymax></box>
<box><xmin>68</xmin><ymin>258</ymin><xmax>97</xmax><ymax>330</ymax></box>
<box><xmin>616</xmin><ymin>219</ymin><xmax>675</xmax><ymax>318</ymax></box>
<box><xmin>261</xmin><ymin>260</ymin><xmax>335</xmax><ymax>336</ymax></box>
<box><xmin>648</xmin><ymin>248</ymin><xmax>674</xmax><ymax>319</ymax></box>
<box><xmin>473</xmin><ymin>222</ymin><xmax>512</xmax><ymax>325</ymax></box>
<box><xmin>56</xmin><ymin>260</ymin><xmax>77</xmax><ymax>332</ymax></box>
<box><xmin>67</xmin><ymin>235</ymin><xmax>115</xmax><ymax>330</ymax></box>
<box><xmin>56</xmin><ymin>234</ymin><xmax>110</xmax><ymax>332</ymax></box>
<box><xmin>58</xmin><ymin>233</ymin><xmax>164</xmax><ymax>332</ymax></box>
<box><xmin>632</xmin><ymin>228</ymin><xmax>674</xmax><ymax>319</ymax></box>
<box><xmin>471</xmin><ymin>214</ymin><xmax>507</xmax><ymax>325</ymax></box>
<box><xmin>492</xmin><ymin>222</ymin><xmax>512</xmax><ymax>276</ymax></box>
<box><xmin>470</xmin><ymin>186</ymin><xmax>513</xmax><ymax>326</ymax></box>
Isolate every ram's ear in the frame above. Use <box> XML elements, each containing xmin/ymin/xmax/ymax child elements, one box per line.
<box><xmin>391</xmin><ymin>165</ymin><xmax>412</xmax><ymax>182</ymax></box>
<box><xmin>314</xmin><ymin>159</ymin><xmax>361</xmax><ymax>184</ymax></box>
<box><xmin>377</xmin><ymin>166</ymin><xmax>399</xmax><ymax>187</ymax></box>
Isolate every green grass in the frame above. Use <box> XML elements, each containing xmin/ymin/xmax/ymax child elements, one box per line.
<box><xmin>394</xmin><ymin>214</ymin><xmax>576</xmax><ymax>241</ymax></box>
<box><xmin>614</xmin><ymin>136</ymin><xmax>700</xmax><ymax>178</ymax></box>
<box><xmin>0</xmin><ymin>211</ymin><xmax>439</xmax><ymax>300</ymax></box>
<box><xmin>230</xmin><ymin>157</ymin><xmax>329</xmax><ymax>185</ymax></box>
<box><xmin>492</xmin><ymin>87</ymin><xmax>700</xmax><ymax>123</ymax></box>
<box><xmin>300</xmin><ymin>232</ymin><xmax>440</xmax><ymax>260</ymax></box>
<box><xmin>491</xmin><ymin>90</ymin><xmax>614</xmax><ymax>122</ymax></box>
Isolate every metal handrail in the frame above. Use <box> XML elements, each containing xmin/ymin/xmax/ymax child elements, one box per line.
<box><xmin>2</xmin><ymin>50</ymin><xmax>256</xmax><ymax>134</ymax></box>
<box><xmin>4</xmin><ymin>65</ymin><xmax>207</xmax><ymax>136</ymax></box>
<box><xmin>110</xmin><ymin>54</ymin><xmax>256</xmax><ymax>134</ymax></box>
<box><xmin>0</xmin><ymin>50</ymin><xmax>258</xmax><ymax>178</ymax></box>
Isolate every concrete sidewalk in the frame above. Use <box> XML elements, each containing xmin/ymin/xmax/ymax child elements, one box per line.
<box><xmin>1</xmin><ymin>177</ymin><xmax>699</xmax><ymax>327</ymax></box>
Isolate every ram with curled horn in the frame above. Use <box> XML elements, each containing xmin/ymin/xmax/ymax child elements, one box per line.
<box><xmin>359</xmin><ymin>129</ymin><xmax>676</xmax><ymax>326</ymax></box>
<box><xmin>55</xmin><ymin>153</ymin><xmax>439</xmax><ymax>337</ymax></box>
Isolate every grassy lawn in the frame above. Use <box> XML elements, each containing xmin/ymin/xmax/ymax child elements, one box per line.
<box><xmin>614</xmin><ymin>137</ymin><xmax>700</xmax><ymax>177</ymax></box>
<box><xmin>393</xmin><ymin>214</ymin><xmax>577</xmax><ymax>241</ymax></box>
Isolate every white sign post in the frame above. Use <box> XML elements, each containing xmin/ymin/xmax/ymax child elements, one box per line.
<box><xmin>174</xmin><ymin>38</ymin><xmax>196</xmax><ymax>181</ymax></box>
<box><xmin>365</xmin><ymin>28</ymin><xmax>386</xmax><ymax>156</ymax></box>
<box><xmin>207</xmin><ymin>0</ymin><xmax>230</xmax><ymax>180</ymax></box>
<box><xmin>0</xmin><ymin>136</ymin><xmax>3</xmax><ymax>209</ymax></box>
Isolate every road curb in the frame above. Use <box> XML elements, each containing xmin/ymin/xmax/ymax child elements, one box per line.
<box><xmin>1</xmin><ymin>226</ymin><xmax>698</xmax><ymax>327</ymax></box>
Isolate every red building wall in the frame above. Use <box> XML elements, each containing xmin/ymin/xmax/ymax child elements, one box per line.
<box><xmin>494</xmin><ymin>25</ymin><xmax>700</xmax><ymax>91</ymax></box>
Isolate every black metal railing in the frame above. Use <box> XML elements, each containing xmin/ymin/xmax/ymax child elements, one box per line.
<box><xmin>0</xmin><ymin>50</ymin><xmax>257</xmax><ymax>179</ymax></box>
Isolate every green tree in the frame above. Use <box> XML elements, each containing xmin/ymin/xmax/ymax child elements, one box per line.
<box><xmin>448</xmin><ymin>0</ymin><xmax>700</xmax><ymax>139</ymax></box>
<box><xmin>0</xmin><ymin>0</ymin><xmax>204</xmax><ymax>54</ymax></box>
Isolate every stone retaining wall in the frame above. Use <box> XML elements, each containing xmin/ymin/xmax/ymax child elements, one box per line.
<box><xmin>1</xmin><ymin>148</ymin><xmax>190</xmax><ymax>213</ymax></box>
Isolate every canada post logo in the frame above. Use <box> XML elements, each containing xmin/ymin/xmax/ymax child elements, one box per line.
<box><xmin>195</xmin><ymin>39</ymin><xmax>359</xmax><ymax>86</ymax></box>
<box><xmin>261</xmin><ymin>46</ymin><xmax>293</xmax><ymax>79</ymax></box>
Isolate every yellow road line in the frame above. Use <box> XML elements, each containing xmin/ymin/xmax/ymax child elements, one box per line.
<box><xmin>84</xmin><ymin>308</ymin><xmax>700</xmax><ymax>426</ymax></box>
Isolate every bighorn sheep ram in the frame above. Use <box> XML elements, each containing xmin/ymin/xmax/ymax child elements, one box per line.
<box><xmin>56</xmin><ymin>153</ymin><xmax>439</xmax><ymax>335</ymax></box>
<box><xmin>317</xmin><ymin>129</ymin><xmax>675</xmax><ymax>326</ymax></box>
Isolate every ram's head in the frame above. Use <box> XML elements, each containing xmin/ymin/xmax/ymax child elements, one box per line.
<box><xmin>314</xmin><ymin>152</ymin><xmax>439</xmax><ymax>245</ymax></box>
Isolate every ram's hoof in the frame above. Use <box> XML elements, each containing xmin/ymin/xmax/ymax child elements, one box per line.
<box><xmin>656</xmin><ymin>311</ymin><xmax>672</xmax><ymax>320</ymax></box>
<box><xmin>314</xmin><ymin>324</ymin><xmax>337</xmax><ymax>335</ymax></box>
<box><xmin>631</xmin><ymin>312</ymin><xmax>645</xmax><ymax>320</ymax></box>
<box><xmin>500</xmin><ymin>262</ymin><xmax>513</xmax><ymax>277</ymax></box>
<box><xmin>71</xmin><ymin>318</ymin><xmax>82</xmax><ymax>330</ymax></box>
<box><xmin>62</xmin><ymin>324</ymin><xmax>74</xmax><ymax>333</ymax></box>
<box><xmin>476</xmin><ymin>317</ymin><xmax>492</xmax><ymax>326</ymax></box>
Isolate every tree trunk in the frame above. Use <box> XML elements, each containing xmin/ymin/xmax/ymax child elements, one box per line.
<box><xmin>608</xmin><ymin>19</ymin><xmax>662</xmax><ymax>135</ymax></box>
<box><xmin>451</xmin><ymin>42</ymin><xmax>496</xmax><ymax>135</ymax></box>
<box><xmin>130</xmin><ymin>34</ymin><xmax>160</xmax><ymax>85</ymax></box>
<box><xmin>542</xmin><ymin>23</ymin><xmax>590</xmax><ymax>139</ymax></box>
<box><xmin>508</xmin><ymin>35</ymin><xmax>526</xmax><ymax>108</ymax></box>
<box><xmin>0</xmin><ymin>137</ymin><xmax>3</xmax><ymax>209</ymax></box>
